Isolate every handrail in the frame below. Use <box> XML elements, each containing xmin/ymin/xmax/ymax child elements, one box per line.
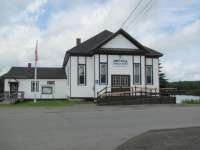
<box><xmin>0</xmin><ymin>91</ymin><xmax>25</xmax><ymax>104</ymax></box>
<box><xmin>97</xmin><ymin>86</ymin><xmax>176</xmax><ymax>100</ymax></box>
<box><xmin>97</xmin><ymin>86</ymin><xmax>107</xmax><ymax>98</ymax></box>
<box><xmin>160</xmin><ymin>88</ymin><xmax>177</xmax><ymax>90</ymax></box>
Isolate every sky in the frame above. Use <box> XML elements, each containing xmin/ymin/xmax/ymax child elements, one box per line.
<box><xmin>0</xmin><ymin>0</ymin><xmax>199</xmax><ymax>82</ymax></box>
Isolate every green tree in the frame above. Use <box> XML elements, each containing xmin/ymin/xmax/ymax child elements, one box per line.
<box><xmin>159</xmin><ymin>62</ymin><xmax>168</xmax><ymax>88</ymax></box>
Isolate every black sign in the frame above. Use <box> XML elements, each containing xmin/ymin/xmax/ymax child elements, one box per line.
<box><xmin>113</xmin><ymin>59</ymin><xmax>128</xmax><ymax>65</ymax></box>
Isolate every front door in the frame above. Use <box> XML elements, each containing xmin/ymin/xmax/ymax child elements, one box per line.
<box><xmin>111</xmin><ymin>75</ymin><xmax>130</xmax><ymax>95</ymax></box>
<box><xmin>10</xmin><ymin>82</ymin><xmax>18</xmax><ymax>94</ymax></box>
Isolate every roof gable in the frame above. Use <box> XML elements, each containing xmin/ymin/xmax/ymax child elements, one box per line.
<box><xmin>63</xmin><ymin>29</ymin><xmax>163</xmax><ymax>67</ymax></box>
<box><xmin>101</xmin><ymin>34</ymin><xmax>139</xmax><ymax>49</ymax></box>
<box><xmin>62</xmin><ymin>30</ymin><xmax>113</xmax><ymax>66</ymax></box>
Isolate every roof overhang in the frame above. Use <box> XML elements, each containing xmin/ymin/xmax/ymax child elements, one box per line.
<box><xmin>62</xmin><ymin>29</ymin><xmax>163</xmax><ymax>66</ymax></box>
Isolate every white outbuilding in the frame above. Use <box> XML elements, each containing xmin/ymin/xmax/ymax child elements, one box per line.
<box><xmin>3</xmin><ymin>29</ymin><xmax>163</xmax><ymax>100</ymax></box>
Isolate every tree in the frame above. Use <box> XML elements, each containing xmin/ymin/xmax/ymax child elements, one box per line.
<box><xmin>0</xmin><ymin>76</ymin><xmax>4</xmax><ymax>93</ymax></box>
<box><xmin>159</xmin><ymin>62</ymin><xmax>168</xmax><ymax>88</ymax></box>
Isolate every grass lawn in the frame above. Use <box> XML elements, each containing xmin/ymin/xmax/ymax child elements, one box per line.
<box><xmin>182</xmin><ymin>99</ymin><xmax>200</xmax><ymax>105</ymax></box>
<box><xmin>0</xmin><ymin>100</ymin><xmax>92</xmax><ymax>107</ymax></box>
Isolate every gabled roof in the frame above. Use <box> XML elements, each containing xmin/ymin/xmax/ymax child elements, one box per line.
<box><xmin>2</xmin><ymin>67</ymin><xmax>66</xmax><ymax>79</ymax></box>
<box><xmin>63</xmin><ymin>30</ymin><xmax>113</xmax><ymax>66</ymax></box>
<box><xmin>63</xmin><ymin>29</ymin><xmax>163</xmax><ymax>66</ymax></box>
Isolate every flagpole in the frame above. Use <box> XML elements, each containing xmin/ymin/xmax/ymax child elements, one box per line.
<box><xmin>34</xmin><ymin>40</ymin><xmax>38</xmax><ymax>103</ymax></box>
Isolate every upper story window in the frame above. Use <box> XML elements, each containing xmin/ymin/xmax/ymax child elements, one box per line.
<box><xmin>78</xmin><ymin>64</ymin><xmax>86</xmax><ymax>85</ymax></box>
<box><xmin>47</xmin><ymin>81</ymin><xmax>55</xmax><ymax>85</ymax></box>
<box><xmin>31</xmin><ymin>81</ymin><xmax>39</xmax><ymax>92</ymax></box>
<box><xmin>77</xmin><ymin>57</ymin><xmax>86</xmax><ymax>86</ymax></box>
<box><xmin>100</xmin><ymin>63</ymin><xmax>108</xmax><ymax>84</ymax></box>
<box><xmin>146</xmin><ymin>65</ymin><xmax>153</xmax><ymax>84</ymax></box>
<box><xmin>133</xmin><ymin>63</ymin><xmax>141</xmax><ymax>84</ymax></box>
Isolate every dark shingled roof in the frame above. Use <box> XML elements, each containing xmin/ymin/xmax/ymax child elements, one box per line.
<box><xmin>2</xmin><ymin>67</ymin><xmax>66</xmax><ymax>79</ymax></box>
<box><xmin>63</xmin><ymin>30</ymin><xmax>113</xmax><ymax>66</ymax></box>
<box><xmin>63</xmin><ymin>29</ymin><xmax>163</xmax><ymax>66</ymax></box>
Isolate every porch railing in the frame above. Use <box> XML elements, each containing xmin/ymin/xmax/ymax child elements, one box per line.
<box><xmin>0</xmin><ymin>91</ymin><xmax>24</xmax><ymax>104</ymax></box>
<box><xmin>97</xmin><ymin>86</ymin><xmax>176</xmax><ymax>99</ymax></box>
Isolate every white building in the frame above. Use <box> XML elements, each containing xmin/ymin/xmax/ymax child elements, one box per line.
<box><xmin>3</xmin><ymin>29</ymin><xmax>163</xmax><ymax>100</ymax></box>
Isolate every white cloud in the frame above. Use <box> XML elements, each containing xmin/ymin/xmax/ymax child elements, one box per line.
<box><xmin>0</xmin><ymin>0</ymin><xmax>199</xmax><ymax>82</ymax></box>
<box><xmin>25</xmin><ymin>0</ymin><xmax>48</xmax><ymax>13</ymax></box>
<box><xmin>164</xmin><ymin>61</ymin><xmax>200</xmax><ymax>81</ymax></box>
<box><xmin>132</xmin><ymin>19</ymin><xmax>200</xmax><ymax>81</ymax></box>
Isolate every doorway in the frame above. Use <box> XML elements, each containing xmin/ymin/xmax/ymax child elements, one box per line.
<box><xmin>111</xmin><ymin>75</ymin><xmax>130</xmax><ymax>94</ymax></box>
<box><xmin>10</xmin><ymin>82</ymin><xmax>18</xmax><ymax>94</ymax></box>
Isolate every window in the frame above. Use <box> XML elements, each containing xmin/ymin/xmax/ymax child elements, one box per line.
<box><xmin>67</xmin><ymin>67</ymin><xmax>70</xmax><ymax>86</ymax></box>
<box><xmin>31</xmin><ymin>81</ymin><xmax>39</xmax><ymax>92</ymax></box>
<box><xmin>146</xmin><ymin>65</ymin><xmax>153</xmax><ymax>84</ymax></box>
<box><xmin>47</xmin><ymin>81</ymin><xmax>55</xmax><ymax>85</ymax></box>
<box><xmin>100</xmin><ymin>63</ymin><xmax>107</xmax><ymax>84</ymax></box>
<box><xmin>42</xmin><ymin>86</ymin><xmax>53</xmax><ymax>94</ymax></box>
<box><xmin>133</xmin><ymin>63</ymin><xmax>141</xmax><ymax>84</ymax></box>
<box><xmin>78</xmin><ymin>64</ymin><xmax>86</xmax><ymax>85</ymax></box>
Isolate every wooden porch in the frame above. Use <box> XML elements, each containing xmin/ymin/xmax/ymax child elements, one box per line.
<box><xmin>0</xmin><ymin>91</ymin><xmax>24</xmax><ymax>104</ymax></box>
<box><xmin>96</xmin><ymin>86</ymin><xmax>176</xmax><ymax>105</ymax></box>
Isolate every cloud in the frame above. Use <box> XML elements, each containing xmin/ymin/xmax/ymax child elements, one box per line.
<box><xmin>25</xmin><ymin>0</ymin><xmax>48</xmax><ymax>13</ymax></box>
<box><xmin>0</xmin><ymin>0</ymin><xmax>199</xmax><ymax>82</ymax></box>
<box><xmin>164</xmin><ymin>61</ymin><xmax>200</xmax><ymax>81</ymax></box>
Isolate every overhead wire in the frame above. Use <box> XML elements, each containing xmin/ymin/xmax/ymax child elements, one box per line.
<box><xmin>126</xmin><ymin>0</ymin><xmax>155</xmax><ymax>30</ymax></box>
<box><xmin>120</xmin><ymin>0</ymin><xmax>145</xmax><ymax>28</ymax></box>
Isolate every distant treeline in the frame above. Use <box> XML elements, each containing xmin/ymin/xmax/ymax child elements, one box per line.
<box><xmin>168</xmin><ymin>81</ymin><xmax>200</xmax><ymax>96</ymax></box>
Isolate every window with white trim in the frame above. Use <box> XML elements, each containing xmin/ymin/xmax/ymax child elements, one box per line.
<box><xmin>146</xmin><ymin>65</ymin><xmax>153</xmax><ymax>84</ymax></box>
<box><xmin>133</xmin><ymin>63</ymin><xmax>140</xmax><ymax>84</ymax></box>
<box><xmin>78</xmin><ymin>64</ymin><xmax>86</xmax><ymax>85</ymax></box>
<box><xmin>100</xmin><ymin>63</ymin><xmax>107</xmax><ymax>84</ymax></box>
<box><xmin>31</xmin><ymin>81</ymin><xmax>39</xmax><ymax>92</ymax></box>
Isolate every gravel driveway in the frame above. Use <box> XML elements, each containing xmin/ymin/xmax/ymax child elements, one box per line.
<box><xmin>0</xmin><ymin>104</ymin><xmax>200</xmax><ymax>150</ymax></box>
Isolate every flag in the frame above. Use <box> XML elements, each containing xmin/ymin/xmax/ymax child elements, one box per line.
<box><xmin>35</xmin><ymin>40</ymin><xmax>38</xmax><ymax>63</ymax></box>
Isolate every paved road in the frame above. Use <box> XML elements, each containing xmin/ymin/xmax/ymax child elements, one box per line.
<box><xmin>0</xmin><ymin>104</ymin><xmax>200</xmax><ymax>150</ymax></box>
<box><xmin>115</xmin><ymin>127</ymin><xmax>200</xmax><ymax>150</ymax></box>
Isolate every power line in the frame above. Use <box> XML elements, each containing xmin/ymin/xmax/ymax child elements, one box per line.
<box><xmin>120</xmin><ymin>0</ymin><xmax>145</xmax><ymax>29</ymax></box>
<box><xmin>125</xmin><ymin>0</ymin><xmax>154</xmax><ymax>30</ymax></box>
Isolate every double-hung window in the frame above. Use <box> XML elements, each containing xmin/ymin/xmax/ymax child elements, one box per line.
<box><xmin>100</xmin><ymin>63</ymin><xmax>108</xmax><ymax>84</ymax></box>
<box><xmin>133</xmin><ymin>63</ymin><xmax>141</xmax><ymax>84</ymax></box>
<box><xmin>146</xmin><ymin>65</ymin><xmax>153</xmax><ymax>84</ymax></box>
<box><xmin>78</xmin><ymin>64</ymin><xmax>86</xmax><ymax>85</ymax></box>
<box><xmin>31</xmin><ymin>81</ymin><xmax>39</xmax><ymax>92</ymax></box>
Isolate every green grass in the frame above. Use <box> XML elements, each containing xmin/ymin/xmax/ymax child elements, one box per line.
<box><xmin>182</xmin><ymin>99</ymin><xmax>200</xmax><ymax>105</ymax></box>
<box><xmin>0</xmin><ymin>100</ymin><xmax>92</xmax><ymax>107</ymax></box>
